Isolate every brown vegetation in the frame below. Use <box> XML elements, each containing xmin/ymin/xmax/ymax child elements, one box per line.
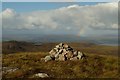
<box><xmin>2</xmin><ymin>41</ymin><xmax>118</xmax><ymax>56</ymax></box>
<box><xmin>2</xmin><ymin>41</ymin><xmax>119</xmax><ymax>79</ymax></box>
<box><xmin>2</xmin><ymin>52</ymin><xmax>119</xmax><ymax>79</ymax></box>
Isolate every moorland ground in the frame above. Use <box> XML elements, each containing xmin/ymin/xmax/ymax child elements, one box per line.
<box><xmin>2</xmin><ymin>41</ymin><xmax>119</xmax><ymax>79</ymax></box>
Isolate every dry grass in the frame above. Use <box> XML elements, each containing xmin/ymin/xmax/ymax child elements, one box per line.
<box><xmin>2</xmin><ymin>52</ymin><xmax>119</xmax><ymax>79</ymax></box>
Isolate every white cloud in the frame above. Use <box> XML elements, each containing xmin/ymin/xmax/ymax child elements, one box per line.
<box><xmin>49</xmin><ymin>0</ymin><xmax>75</xmax><ymax>2</ymax></box>
<box><xmin>67</xmin><ymin>5</ymin><xmax>80</xmax><ymax>9</ymax></box>
<box><xmin>2</xmin><ymin>8</ymin><xmax>16</xmax><ymax>19</ymax></box>
<box><xmin>2</xmin><ymin>2</ymin><xmax>118</xmax><ymax>36</ymax></box>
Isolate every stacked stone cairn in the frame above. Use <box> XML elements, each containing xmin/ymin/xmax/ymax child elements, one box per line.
<box><xmin>43</xmin><ymin>43</ymin><xmax>85</xmax><ymax>62</ymax></box>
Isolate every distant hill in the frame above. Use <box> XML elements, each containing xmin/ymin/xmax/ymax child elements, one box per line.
<box><xmin>2</xmin><ymin>41</ymin><xmax>35</xmax><ymax>53</ymax></box>
<box><xmin>2</xmin><ymin>41</ymin><xmax>118</xmax><ymax>56</ymax></box>
<box><xmin>3</xmin><ymin>34</ymin><xmax>118</xmax><ymax>46</ymax></box>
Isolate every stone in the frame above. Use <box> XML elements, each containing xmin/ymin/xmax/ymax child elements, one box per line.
<box><xmin>66</xmin><ymin>47</ymin><xmax>73</xmax><ymax>51</ymax></box>
<box><xmin>59</xmin><ymin>43</ymin><xmax>64</xmax><ymax>47</ymax></box>
<box><xmin>54</xmin><ymin>48</ymin><xmax>59</xmax><ymax>52</ymax></box>
<box><xmin>34</xmin><ymin>73</ymin><xmax>49</xmax><ymax>78</ymax></box>
<box><xmin>56</xmin><ymin>45</ymin><xmax>59</xmax><ymax>48</ymax></box>
<box><xmin>63</xmin><ymin>44</ymin><xmax>69</xmax><ymax>48</ymax></box>
<box><xmin>41</xmin><ymin>58</ymin><xmax>45</xmax><ymax>61</ymax></box>
<box><xmin>66</xmin><ymin>51</ymin><xmax>73</xmax><ymax>59</ymax></box>
<box><xmin>54</xmin><ymin>52</ymin><xmax>59</xmax><ymax>59</ymax></box>
<box><xmin>42</xmin><ymin>43</ymin><xmax>86</xmax><ymax>62</ymax></box>
<box><xmin>49</xmin><ymin>49</ymin><xmax>56</xmax><ymax>54</ymax></box>
<box><xmin>73</xmin><ymin>51</ymin><xmax>78</xmax><ymax>56</ymax></box>
<box><xmin>49</xmin><ymin>49</ymin><xmax>56</xmax><ymax>57</ymax></box>
<box><xmin>59</xmin><ymin>46</ymin><xmax>63</xmax><ymax>49</ymax></box>
<box><xmin>63</xmin><ymin>49</ymin><xmax>67</xmax><ymax>53</ymax></box>
<box><xmin>70</xmin><ymin>57</ymin><xmax>78</xmax><ymax>61</ymax></box>
<box><xmin>2</xmin><ymin>67</ymin><xmax>19</xmax><ymax>73</ymax></box>
<box><xmin>44</xmin><ymin>56</ymin><xmax>52</xmax><ymax>62</ymax></box>
<box><xmin>78</xmin><ymin>51</ymin><xmax>83</xmax><ymax>55</ymax></box>
<box><xmin>58</xmin><ymin>49</ymin><xmax>63</xmax><ymax>54</ymax></box>
<box><xmin>62</xmin><ymin>52</ymin><xmax>67</xmax><ymax>55</ymax></box>
<box><xmin>58</xmin><ymin>54</ymin><xmax>66</xmax><ymax>61</ymax></box>
<box><xmin>77</xmin><ymin>51</ymin><xmax>83</xmax><ymax>59</ymax></box>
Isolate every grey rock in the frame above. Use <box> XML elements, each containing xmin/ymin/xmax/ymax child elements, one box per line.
<box><xmin>49</xmin><ymin>49</ymin><xmax>56</xmax><ymax>54</ymax></box>
<box><xmin>56</xmin><ymin>45</ymin><xmax>59</xmax><ymax>48</ymax></box>
<box><xmin>59</xmin><ymin>43</ymin><xmax>64</xmax><ymax>47</ymax></box>
<box><xmin>42</xmin><ymin>43</ymin><xmax>86</xmax><ymax>61</ymax></box>
<box><xmin>49</xmin><ymin>49</ymin><xmax>56</xmax><ymax>57</ymax></box>
<box><xmin>58</xmin><ymin>49</ymin><xmax>63</xmax><ymax>54</ymax></box>
<box><xmin>41</xmin><ymin>58</ymin><xmax>45</xmax><ymax>61</ymax></box>
<box><xmin>73</xmin><ymin>51</ymin><xmax>78</xmax><ymax>56</ymax></box>
<box><xmin>44</xmin><ymin>56</ymin><xmax>52</xmax><ymax>62</ymax></box>
<box><xmin>68</xmin><ymin>47</ymin><xmax>73</xmax><ymax>51</ymax></box>
<box><xmin>58</xmin><ymin>54</ymin><xmax>66</xmax><ymax>61</ymax></box>
<box><xmin>62</xmin><ymin>52</ymin><xmax>67</xmax><ymax>55</ymax></box>
<box><xmin>77</xmin><ymin>51</ymin><xmax>83</xmax><ymax>59</ymax></box>
<box><xmin>63</xmin><ymin>49</ymin><xmax>67</xmax><ymax>53</ymax></box>
<box><xmin>70</xmin><ymin>57</ymin><xmax>78</xmax><ymax>61</ymax></box>
<box><xmin>63</xmin><ymin>44</ymin><xmax>68</xmax><ymax>48</ymax></box>
<box><xmin>34</xmin><ymin>73</ymin><xmax>49</xmax><ymax>78</ymax></box>
<box><xmin>55</xmin><ymin>52</ymin><xmax>59</xmax><ymax>59</ymax></box>
<box><xmin>66</xmin><ymin>51</ymin><xmax>73</xmax><ymax>59</ymax></box>
<box><xmin>2</xmin><ymin>67</ymin><xmax>19</xmax><ymax>73</ymax></box>
<box><xmin>54</xmin><ymin>48</ymin><xmax>59</xmax><ymax>52</ymax></box>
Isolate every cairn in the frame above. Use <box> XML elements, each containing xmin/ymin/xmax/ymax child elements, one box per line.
<box><xmin>42</xmin><ymin>43</ymin><xmax>85</xmax><ymax>62</ymax></box>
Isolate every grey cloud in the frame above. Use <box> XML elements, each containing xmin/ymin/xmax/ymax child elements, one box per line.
<box><xmin>2</xmin><ymin>2</ymin><xmax>118</xmax><ymax>36</ymax></box>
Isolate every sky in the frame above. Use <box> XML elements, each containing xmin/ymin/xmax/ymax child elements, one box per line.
<box><xmin>1</xmin><ymin>0</ymin><xmax>119</xmax><ymax>2</ymax></box>
<box><xmin>2</xmin><ymin>2</ymin><xmax>99</xmax><ymax>12</ymax></box>
<box><xmin>1</xmin><ymin>2</ymin><xmax>118</xmax><ymax>37</ymax></box>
